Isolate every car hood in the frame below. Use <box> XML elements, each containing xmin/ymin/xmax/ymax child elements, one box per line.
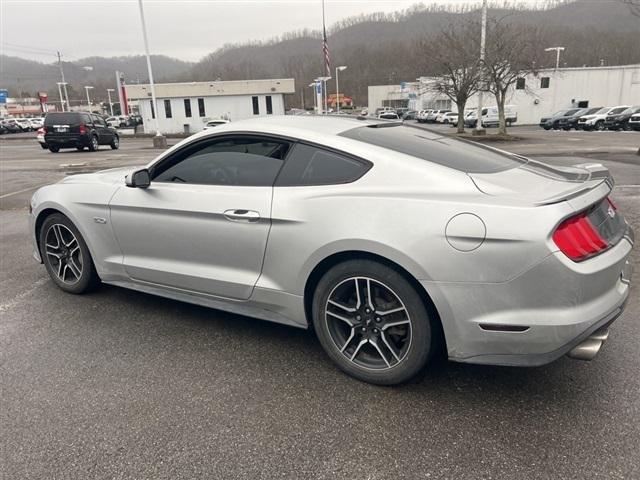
<box><xmin>59</xmin><ymin>166</ymin><xmax>142</xmax><ymax>185</ymax></box>
<box><xmin>469</xmin><ymin>158</ymin><xmax>611</xmax><ymax>205</ymax></box>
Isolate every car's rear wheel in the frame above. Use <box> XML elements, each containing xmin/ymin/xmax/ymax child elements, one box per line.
<box><xmin>39</xmin><ymin>214</ymin><xmax>100</xmax><ymax>294</ymax></box>
<box><xmin>595</xmin><ymin>120</ymin><xmax>605</xmax><ymax>131</ymax></box>
<box><xmin>40</xmin><ymin>144</ymin><xmax>48</xmax><ymax>149</ymax></box>
<box><xmin>76</xmin><ymin>146</ymin><xmax>84</xmax><ymax>151</ymax></box>
<box><xmin>49</xmin><ymin>146</ymin><xmax>60</xmax><ymax>153</ymax></box>
<box><xmin>312</xmin><ymin>259</ymin><xmax>435</xmax><ymax>385</ymax></box>
<box><xmin>110</xmin><ymin>135</ymin><xmax>119</xmax><ymax>150</ymax></box>
<box><xmin>88</xmin><ymin>135</ymin><xmax>99</xmax><ymax>152</ymax></box>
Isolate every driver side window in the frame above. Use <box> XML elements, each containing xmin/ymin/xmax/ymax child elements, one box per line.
<box><xmin>152</xmin><ymin>136</ymin><xmax>290</xmax><ymax>187</ymax></box>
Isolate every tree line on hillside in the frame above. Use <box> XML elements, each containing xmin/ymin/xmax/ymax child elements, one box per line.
<box><xmin>2</xmin><ymin>1</ymin><xmax>639</xmax><ymax>109</ymax></box>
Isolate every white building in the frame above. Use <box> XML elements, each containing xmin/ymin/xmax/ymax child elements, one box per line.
<box><xmin>369</xmin><ymin>64</ymin><xmax>640</xmax><ymax>124</ymax></box>
<box><xmin>126</xmin><ymin>78</ymin><xmax>295</xmax><ymax>134</ymax></box>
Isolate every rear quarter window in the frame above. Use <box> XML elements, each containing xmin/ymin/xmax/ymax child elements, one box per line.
<box><xmin>339</xmin><ymin>125</ymin><xmax>525</xmax><ymax>174</ymax></box>
<box><xmin>276</xmin><ymin>143</ymin><xmax>371</xmax><ymax>186</ymax></box>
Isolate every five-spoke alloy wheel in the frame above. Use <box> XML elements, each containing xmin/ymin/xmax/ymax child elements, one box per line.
<box><xmin>325</xmin><ymin>276</ymin><xmax>412</xmax><ymax>370</ymax></box>
<box><xmin>313</xmin><ymin>259</ymin><xmax>435</xmax><ymax>385</ymax></box>
<box><xmin>45</xmin><ymin>223</ymin><xmax>83</xmax><ymax>285</ymax></box>
<box><xmin>39</xmin><ymin>213</ymin><xmax>100</xmax><ymax>294</ymax></box>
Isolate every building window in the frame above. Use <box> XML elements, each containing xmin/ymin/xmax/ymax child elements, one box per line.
<box><xmin>198</xmin><ymin>98</ymin><xmax>205</xmax><ymax>117</ymax></box>
<box><xmin>540</xmin><ymin>77</ymin><xmax>550</xmax><ymax>89</ymax></box>
<box><xmin>184</xmin><ymin>99</ymin><xmax>192</xmax><ymax>118</ymax></box>
<box><xmin>516</xmin><ymin>78</ymin><xmax>525</xmax><ymax>90</ymax></box>
<box><xmin>252</xmin><ymin>96</ymin><xmax>259</xmax><ymax>115</ymax></box>
<box><xmin>266</xmin><ymin>95</ymin><xmax>273</xmax><ymax>115</ymax></box>
<box><xmin>150</xmin><ymin>100</ymin><xmax>155</xmax><ymax>119</ymax></box>
<box><xmin>164</xmin><ymin>99</ymin><xmax>172</xmax><ymax>118</ymax></box>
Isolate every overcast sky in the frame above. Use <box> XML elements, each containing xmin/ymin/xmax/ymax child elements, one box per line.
<box><xmin>2</xmin><ymin>0</ymin><xmax>545</xmax><ymax>64</ymax></box>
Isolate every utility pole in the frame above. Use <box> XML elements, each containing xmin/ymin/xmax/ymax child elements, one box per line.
<box><xmin>138</xmin><ymin>0</ymin><xmax>166</xmax><ymax>147</ymax></box>
<box><xmin>474</xmin><ymin>0</ymin><xmax>488</xmax><ymax>136</ymax></box>
<box><xmin>107</xmin><ymin>89</ymin><xmax>115</xmax><ymax>116</ymax></box>
<box><xmin>57</xmin><ymin>51</ymin><xmax>70</xmax><ymax>112</ymax></box>
<box><xmin>56</xmin><ymin>82</ymin><xmax>65</xmax><ymax>113</ymax></box>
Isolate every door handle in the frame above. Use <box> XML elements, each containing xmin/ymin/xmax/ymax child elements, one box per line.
<box><xmin>223</xmin><ymin>209</ymin><xmax>260</xmax><ymax>223</ymax></box>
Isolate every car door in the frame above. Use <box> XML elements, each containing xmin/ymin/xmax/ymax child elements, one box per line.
<box><xmin>108</xmin><ymin>134</ymin><xmax>290</xmax><ymax>300</ymax></box>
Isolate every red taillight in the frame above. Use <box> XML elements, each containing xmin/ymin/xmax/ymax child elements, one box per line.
<box><xmin>79</xmin><ymin>124</ymin><xmax>87</xmax><ymax>134</ymax></box>
<box><xmin>41</xmin><ymin>126</ymin><xmax>47</xmax><ymax>134</ymax></box>
<box><xmin>553</xmin><ymin>212</ymin><xmax>608</xmax><ymax>261</ymax></box>
<box><xmin>37</xmin><ymin>127</ymin><xmax>44</xmax><ymax>134</ymax></box>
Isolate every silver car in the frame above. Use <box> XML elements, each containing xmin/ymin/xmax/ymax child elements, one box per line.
<box><xmin>29</xmin><ymin>116</ymin><xmax>634</xmax><ymax>385</ymax></box>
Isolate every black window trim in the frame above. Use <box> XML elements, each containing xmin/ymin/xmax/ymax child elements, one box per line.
<box><xmin>148</xmin><ymin>131</ymin><xmax>373</xmax><ymax>187</ymax></box>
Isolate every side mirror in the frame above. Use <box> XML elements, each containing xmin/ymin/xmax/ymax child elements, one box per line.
<box><xmin>125</xmin><ymin>168</ymin><xmax>151</xmax><ymax>188</ymax></box>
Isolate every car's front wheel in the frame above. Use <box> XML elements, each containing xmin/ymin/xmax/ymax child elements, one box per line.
<box><xmin>39</xmin><ymin>213</ymin><xmax>100</xmax><ymax>294</ymax></box>
<box><xmin>49</xmin><ymin>146</ymin><xmax>60</xmax><ymax>153</ymax></box>
<box><xmin>110</xmin><ymin>135</ymin><xmax>119</xmax><ymax>150</ymax></box>
<box><xmin>312</xmin><ymin>259</ymin><xmax>435</xmax><ymax>385</ymax></box>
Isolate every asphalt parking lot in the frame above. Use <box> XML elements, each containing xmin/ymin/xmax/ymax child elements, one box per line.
<box><xmin>1</xmin><ymin>129</ymin><xmax>639</xmax><ymax>479</ymax></box>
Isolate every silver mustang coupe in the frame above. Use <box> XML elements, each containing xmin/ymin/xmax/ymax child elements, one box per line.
<box><xmin>29</xmin><ymin>116</ymin><xmax>634</xmax><ymax>385</ymax></box>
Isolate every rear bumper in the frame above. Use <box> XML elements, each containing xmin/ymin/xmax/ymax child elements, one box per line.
<box><xmin>425</xmin><ymin>227</ymin><xmax>634</xmax><ymax>367</ymax></box>
<box><xmin>44</xmin><ymin>133</ymin><xmax>91</xmax><ymax>148</ymax></box>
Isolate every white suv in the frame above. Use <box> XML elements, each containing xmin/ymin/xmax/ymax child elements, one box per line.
<box><xmin>577</xmin><ymin>106</ymin><xmax>629</xmax><ymax>131</ymax></box>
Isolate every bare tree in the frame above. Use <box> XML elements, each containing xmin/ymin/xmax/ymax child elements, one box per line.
<box><xmin>416</xmin><ymin>21</ymin><xmax>482</xmax><ymax>133</ymax></box>
<box><xmin>483</xmin><ymin>18</ymin><xmax>541</xmax><ymax>134</ymax></box>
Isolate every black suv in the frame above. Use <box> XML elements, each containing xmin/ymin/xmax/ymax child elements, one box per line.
<box><xmin>43</xmin><ymin>112</ymin><xmax>119</xmax><ymax>153</ymax></box>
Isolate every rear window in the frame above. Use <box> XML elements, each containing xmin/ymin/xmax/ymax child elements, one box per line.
<box><xmin>339</xmin><ymin>125</ymin><xmax>525</xmax><ymax>174</ymax></box>
<box><xmin>44</xmin><ymin>113</ymin><xmax>81</xmax><ymax>125</ymax></box>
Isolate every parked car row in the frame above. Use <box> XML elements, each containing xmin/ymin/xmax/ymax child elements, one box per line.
<box><xmin>540</xmin><ymin>106</ymin><xmax>640</xmax><ymax>131</ymax></box>
<box><xmin>0</xmin><ymin>116</ymin><xmax>44</xmax><ymax>133</ymax></box>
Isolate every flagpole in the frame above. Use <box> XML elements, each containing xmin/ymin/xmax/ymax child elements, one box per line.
<box><xmin>322</xmin><ymin>0</ymin><xmax>330</xmax><ymax>114</ymax></box>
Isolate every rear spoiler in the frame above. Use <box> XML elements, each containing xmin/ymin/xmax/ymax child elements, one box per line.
<box><xmin>535</xmin><ymin>163</ymin><xmax>614</xmax><ymax>206</ymax></box>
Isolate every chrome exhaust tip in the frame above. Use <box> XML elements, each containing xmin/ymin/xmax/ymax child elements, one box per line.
<box><xmin>568</xmin><ymin>339</ymin><xmax>602</xmax><ymax>361</ymax></box>
<box><xmin>567</xmin><ymin>328</ymin><xmax>609</xmax><ymax>361</ymax></box>
<box><xmin>589</xmin><ymin>328</ymin><xmax>609</xmax><ymax>342</ymax></box>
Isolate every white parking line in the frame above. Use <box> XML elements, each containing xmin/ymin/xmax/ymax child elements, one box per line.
<box><xmin>0</xmin><ymin>277</ymin><xmax>48</xmax><ymax>313</ymax></box>
<box><xmin>0</xmin><ymin>183</ymin><xmax>49</xmax><ymax>200</ymax></box>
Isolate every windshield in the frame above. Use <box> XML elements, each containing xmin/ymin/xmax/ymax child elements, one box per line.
<box><xmin>586</xmin><ymin>108</ymin><xmax>601</xmax><ymax>115</ymax></box>
<box><xmin>339</xmin><ymin>125</ymin><xmax>526</xmax><ymax>174</ymax></box>
<box><xmin>553</xmin><ymin>110</ymin><xmax>568</xmax><ymax>117</ymax></box>
<box><xmin>595</xmin><ymin>108</ymin><xmax>610</xmax><ymax>114</ymax></box>
<box><xmin>564</xmin><ymin>109</ymin><xmax>581</xmax><ymax>116</ymax></box>
<box><xmin>610</xmin><ymin>107</ymin><xmax>628</xmax><ymax>115</ymax></box>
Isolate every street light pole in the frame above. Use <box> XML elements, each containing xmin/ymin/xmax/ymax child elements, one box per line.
<box><xmin>84</xmin><ymin>86</ymin><xmax>94</xmax><ymax>108</ymax></box>
<box><xmin>308</xmin><ymin>82</ymin><xmax>317</xmax><ymax>113</ymax></box>
<box><xmin>335</xmin><ymin>65</ymin><xmax>347</xmax><ymax>113</ymax></box>
<box><xmin>138</xmin><ymin>0</ymin><xmax>166</xmax><ymax>147</ymax></box>
<box><xmin>545</xmin><ymin>47</ymin><xmax>565</xmax><ymax>70</ymax></box>
<box><xmin>475</xmin><ymin>0</ymin><xmax>488</xmax><ymax>135</ymax></box>
<box><xmin>106</xmin><ymin>89</ymin><xmax>115</xmax><ymax>116</ymax></box>
<box><xmin>317</xmin><ymin>76</ymin><xmax>331</xmax><ymax>114</ymax></box>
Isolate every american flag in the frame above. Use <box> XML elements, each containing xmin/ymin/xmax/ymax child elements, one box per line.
<box><xmin>322</xmin><ymin>26</ymin><xmax>331</xmax><ymax>76</ymax></box>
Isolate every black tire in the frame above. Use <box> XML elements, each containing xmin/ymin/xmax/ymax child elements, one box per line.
<box><xmin>110</xmin><ymin>135</ymin><xmax>119</xmax><ymax>150</ymax></box>
<box><xmin>595</xmin><ymin>120</ymin><xmax>604</xmax><ymax>131</ymax></box>
<box><xmin>76</xmin><ymin>146</ymin><xmax>84</xmax><ymax>151</ymax></box>
<box><xmin>49</xmin><ymin>146</ymin><xmax>60</xmax><ymax>153</ymax></box>
<box><xmin>40</xmin><ymin>143</ymin><xmax>48</xmax><ymax>149</ymax></box>
<box><xmin>88</xmin><ymin>135</ymin><xmax>99</xmax><ymax>152</ymax></box>
<box><xmin>312</xmin><ymin>259</ymin><xmax>436</xmax><ymax>385</ymax></box>
<box><xmin>552</xmin><ymin>121</ymin><xmax>560</xmax><ymax>130</ymax></box>
<box><xmin>39</xmin><ymin>213</ymin><xmax>100</xmax><ymax>294</ymax></box>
